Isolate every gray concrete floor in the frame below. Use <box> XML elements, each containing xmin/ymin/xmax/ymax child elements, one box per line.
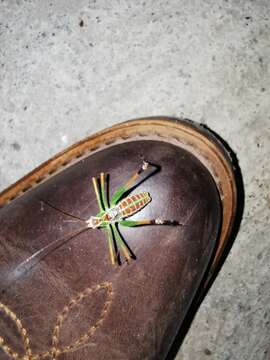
<box><xmin>0</xmin><ymin>1</ymin><xmax>269</xmax><ymax>359</ymax></box>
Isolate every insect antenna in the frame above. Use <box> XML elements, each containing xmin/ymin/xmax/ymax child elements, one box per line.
<box><xmin>37</xmin><ymin>197</ymin><xmax>87</xmax><ymax>222</ymax></box>
<box><xmin>6</xmin><ymin>226</ymin><xmax>89</xmax><ymax>288</ymax></box>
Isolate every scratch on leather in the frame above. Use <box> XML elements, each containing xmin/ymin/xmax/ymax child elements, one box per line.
<box><xmin>183</xmin><ymin>200</ymin><xmax>201</xmax><ymax>226</ymax></box>
<box><xmin>0</xmin><ymin>281</ymin><xmax>113</xmax><ymax>360</ymax></box>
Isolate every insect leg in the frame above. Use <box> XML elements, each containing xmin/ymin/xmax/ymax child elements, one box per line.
<box><xmin>92</xmin><ymin>176</ymin><xmax>104</xmax><ymax>212</ymax></box>
<box><xmin>110</xmin><ymin>161</ymin><xmax>150</xmax><ymax>205</ymax></box>
<box><xmin>111</xmin><ymin>224</ymin><xmax>133</xmax><ymax>262</ymax></box>
<box><xmin>100</xmin><ymin>172</ymin><xmax>109</xmax><ymax>209</ymax></box>
<box><xmin>102</xmin><ymin>226</ymin><xmax>117</xmax><ymax>265</ymax></box>
<box><xmin>119</xmin><ymin>219</ymin><xmax>182</xmax><ymax>227</ymax></box>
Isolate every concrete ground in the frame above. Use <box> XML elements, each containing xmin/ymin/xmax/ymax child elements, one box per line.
<box><xmin>0</xmin><ymin>1</ymin><xmax>269</xmax><ymax>359</ymax></box>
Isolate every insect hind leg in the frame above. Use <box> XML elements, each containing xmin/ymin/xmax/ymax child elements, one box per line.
<box><xmin>119</xmin><ymin>219</ymin><xmax>183</xmax><ymax>227</ymax></box>
<box><xmin>111</xmin><ymin>224</ymin><xmax>135</xmax><ymax>263</ymax></box>
<box><xmin>103</xmin><ymin>226</ymin><xmax>117</xmax><ymax>265</ymax></box>
<box><xmin>110</xmin><ymin>160</ymin><xmax>152</xmax><ymax>205</ymax></box>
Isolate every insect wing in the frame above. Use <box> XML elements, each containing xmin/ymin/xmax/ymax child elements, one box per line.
<box><xmin>118</xmin><ymin>192</ymin><xmax>151</xmax><ymax>218</ymax></box>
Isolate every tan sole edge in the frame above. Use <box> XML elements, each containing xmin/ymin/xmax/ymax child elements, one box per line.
<box><xmin>0</xmin><ymin>117</ymin><xmax>237</xmax><ymax>287</ymax></box>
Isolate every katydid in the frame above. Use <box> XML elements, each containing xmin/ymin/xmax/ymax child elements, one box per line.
<box><xmin>87</xmin><ymin>161</ymin><xmax>178</xmax><ymax>264</ymax></box>
<box><xmin>12</xmin><ymin>161</ymin><xmax>180</xmax><ymax>275</ymax></box>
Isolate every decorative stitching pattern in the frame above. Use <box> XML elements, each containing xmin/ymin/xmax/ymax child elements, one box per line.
<box><xmin>0</xmin><ymin>282</ymin><xmax>113</xmax><ymax>360</ymax></box>
<box><xmin>0</xmin><ymin>303</ymin><xmax>32</xmax><ymax>360</ymax></box>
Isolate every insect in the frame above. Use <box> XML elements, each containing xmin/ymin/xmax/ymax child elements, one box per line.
<box><xmin>11</xmin><ymin>161</ymin><xmax>179</xmax><ymax>280</ymax></box>
<box><xmin>86</xmin><ymin>160</ymin><xmax>178</xmax><ymax>265</ymax></box>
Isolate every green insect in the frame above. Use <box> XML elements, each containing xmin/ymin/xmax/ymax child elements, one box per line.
<box><xmin>86</xmin><ymin>161</ymin><xmax>177</xmax><ymax>265</ymax></box>
<box><xmin>12</xmin><ymin>161</ymin><xmax>179</xmax><ymax>277</ymax></box>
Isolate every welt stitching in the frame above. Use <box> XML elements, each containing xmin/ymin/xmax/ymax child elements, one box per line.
<box><xmin>2</xmin><ymin>130</ymin><xmax>220</xmax><ymax>205</ymax></box>
<box><xmin>3</xmin><ymin>132</ymin><xmax>180</xmax><ymax>203</ymax></box>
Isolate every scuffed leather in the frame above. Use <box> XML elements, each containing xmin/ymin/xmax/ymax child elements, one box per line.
<box><xmin>0</xmin><ymin>140</ymin><xmax>221</xmax><ymax>360</ymax></box>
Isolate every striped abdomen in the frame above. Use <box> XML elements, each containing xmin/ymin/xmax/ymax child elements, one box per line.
<box><xmin>118</xmin><ymin>192</ymin><xmax>151</xmax><ymax>218</ymax></box>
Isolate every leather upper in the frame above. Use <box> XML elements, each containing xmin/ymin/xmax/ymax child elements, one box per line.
<box><xmin>0</xmin><ymin>140</ymin><xmax>221</xmax><ymax>360</ymax></box>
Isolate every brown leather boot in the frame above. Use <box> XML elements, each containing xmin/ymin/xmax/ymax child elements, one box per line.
<box><xmin>0</xmin><ymin>118</ymin><xmax>238</xmax><ymax>360</ymax></box>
